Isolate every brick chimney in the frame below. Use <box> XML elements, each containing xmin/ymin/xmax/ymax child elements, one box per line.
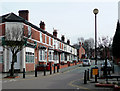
<box><xmin>67</xmin><ymin>39</ymin><xmax>70</xmax><ymax>45</ymax></box>
<box><xmin>53</xmin><ymin>29</ymin><xmax>57</xmax><ymax>37</ymax></box>
<box><xmin>61</xmin><ymin>35</ymin><xmax>65</xmax><ymax>42</ymax></box>
<box><xmin>18</xmin><ymin>10</ymin><xmax>29</xmax><ymax>21</ymax></box>
<box><xmin>39</xmin><ymin>21</ymin><xmax>45</xmax><ymax>30</ymax></box>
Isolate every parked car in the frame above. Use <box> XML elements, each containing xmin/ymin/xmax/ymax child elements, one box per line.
<box><xmin>82</xmin><ymin>59</ymin><xmax>91</xmax><ymax>66</ymax></box>
<box><xmin>101</xmin><ymin>60</ymin><xmax>112</xmax><ymax>71</ymax></box>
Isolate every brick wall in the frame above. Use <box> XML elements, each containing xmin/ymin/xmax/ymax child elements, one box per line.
<box><xmin>0</xmin><ymin>24</ymin><xmax>5</xmax><ymax>36</ymax></box>
<box><xmin>26</xmin><ymin>63</ymin><xmax>34</xmax><ymax>71</ymax></box>
<box><xmin>31</xmin><ymin>28</ymin><xmax>40</xmax><ymax>41</ymax></box>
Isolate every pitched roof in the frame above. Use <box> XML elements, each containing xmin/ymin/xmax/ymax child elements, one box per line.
<box><xmin>0</xmin><ymin>12</ymin><xmax>76</xmax><ymax>48</ymax></box>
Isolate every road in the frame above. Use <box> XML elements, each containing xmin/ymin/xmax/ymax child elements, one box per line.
<box><xmin>2</xmin><ymin>60</ymin><xmax>112</xmax><ymax>90</ymax></box>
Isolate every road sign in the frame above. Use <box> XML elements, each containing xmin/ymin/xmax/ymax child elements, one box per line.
<box><xmin>92</xmin><ymin>68</ymin><xmax>98</xmax><ymax>75</ymax></box>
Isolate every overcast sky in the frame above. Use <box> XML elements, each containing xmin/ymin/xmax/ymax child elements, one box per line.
<box><xmin>0</xmin><ymin>0</ymin><xmax>119</xmax><ymax>45</ymax></box>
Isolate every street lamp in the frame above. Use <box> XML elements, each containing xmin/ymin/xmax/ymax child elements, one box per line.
<box><xmin>93</xmin><ymin>8</ymin><xmax>99</xmax><ymax>65</ymax></box>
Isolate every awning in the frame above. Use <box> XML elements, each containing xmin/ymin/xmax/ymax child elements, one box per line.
<box><xmin>38</xmin><ymin>45</ymin><xmax>46</xmax><ymax>50</ymax></box>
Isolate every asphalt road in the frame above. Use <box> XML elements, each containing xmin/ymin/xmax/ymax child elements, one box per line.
<box><xmin>2</xmin><ymin>60</ymin><xmax>112</xmax><ymax>90</ymax></box>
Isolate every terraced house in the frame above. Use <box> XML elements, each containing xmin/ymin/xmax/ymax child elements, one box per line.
<box><xmin>0</xmin><ymin>10</ymin><xmax>78</xmax><ymax>72</ymax></box>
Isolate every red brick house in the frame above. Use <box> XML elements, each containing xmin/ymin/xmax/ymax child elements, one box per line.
<box><xmin>0</xmin><ymin>10</ymin><xmax>78</xmax><ymax>72</ymax></box>
<box><xmin>73</xmin><ymin>42</ymin><xmax>86</xmax><ymax>61</ymax></box>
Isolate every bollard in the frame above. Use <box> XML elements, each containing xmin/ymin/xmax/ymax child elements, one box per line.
<box><xmin>23</xmin><ymin>68</ymin><xmax>25</xmax><ymax>78</ymax></box>
<box><xmin>84</xmin><ymin>70</ymin><xmax>87</xmax><ymax>84</ymax></box>
<box><xmin>44</xmin><ymin>66</ymin><xmax>46</xmax><ymax>76</ymax></box>
<box><xmin>112</xmin><ymin>65</ymin><xmax>114</xmax><ymax>73</ymax></box>
<box><xmin>50</xmin><ymin>64</ymin><xmax>52</xmax><ymax>75</ymax></box>
<box><xmin>35</xmin><ymin>68</ymin><xmax>37</xmax><ymax>77</ymax></box>
<box><xmin>95</xmin><ymin>75</ymin><xmax>97</xmax><ymax>83</ymax></box>
<box><xmin>57</xmin><ymin>65</ymin><xmax>59</xmax><ymax>73</ymax></box>
<box><xmin>54</xmin><ymin>65</ymin><xmax>56</xmax><ymax>73</ymax></box>
<box><xmin>90</xmin><ymin>68</ymin><xmax>93</xmax><ymax>78</ymax></box>
<box><xmin>87</xmin><ymin>69</ymin><xmax>89</xmax><ymax>81</ymax></box>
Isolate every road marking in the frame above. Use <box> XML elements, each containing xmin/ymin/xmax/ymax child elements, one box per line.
<box><xmin>68</xmin><ymin>79</ymin><xmax>95</xmax><ymax>91</ymax></box>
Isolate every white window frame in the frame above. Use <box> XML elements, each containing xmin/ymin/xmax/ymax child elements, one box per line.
<box><xmin>28</xmin><ymin>26</ymin><xmax>31</xmax><ymax>38</ymax></box>
<box><xmin>39</xmin><ymin>49</ymin><xmax>46</xmax><ymax>61</ymax></box>
<box><xmin>49</xmin><ymin>37</ymin><xmax>51</xmax><ymax>46</ymax></box>
<box><xmin>40</xmin><ymin>32</ymin><xmax>42</xmax><ymax>43</ymax></box>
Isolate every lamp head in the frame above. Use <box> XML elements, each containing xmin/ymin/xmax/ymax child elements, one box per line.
<box><xmin>93</xmin><ymin>8</ymin><xmax>99</xmax><ymax>15</ymax></box>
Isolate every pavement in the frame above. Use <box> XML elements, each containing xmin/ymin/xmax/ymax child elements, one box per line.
<box><xmin>0</xmin><ymin>63</ymin><xmax>82</xmax><ymax>80</ymax></box>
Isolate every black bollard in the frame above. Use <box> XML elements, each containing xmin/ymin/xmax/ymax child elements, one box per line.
<box><xmin>95</xmin><ymin>75</ymin><xmax>97</xmax><ymax>83</ymax></box>
<box><xmin>50</xmin><ymin>65</ymin><xmax>52</xmax><ymax>75</ymax></box>
<box><xmin>112</xmin><ymin>65</ymin><xmax>114</xmax><ymax>73</ymax></box>
<box><xmin>84</xmin><ymin>70</ymin><xmax>87</xmax><ymax>84</ymax></box>
<box><xmin>44</xmin><ymin>66</ymin><xmax>46</xmax><ymax>76</ymax></box>
<box><xmin>35</xmin><ymin>68</ymin><xmax>37</xmax><ymax>77</ymax></box>
<box><xmin>87</xmin><ymin>69</ymin><xmax>89</xmax><ymax>81</ymax></box>
<box><xmin>54</xmin><ymin>65</ymin><xmax>56</xmax><ymax>73</ymax></box>
<box><xmin>23</xmin><ymin>68</ymin><xmax>25</xmax><ymax>78</ymax></box>
<box><xmin>90</xmin><ymin>68</ymin><xmax>93</xmax><ymax>78</ymax></box>
<box><xmin>57</xmin><ymin>65</ymin><xmax>59</xmax><ymax>73</ymax></box>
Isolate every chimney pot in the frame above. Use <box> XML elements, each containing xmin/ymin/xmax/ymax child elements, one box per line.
<box><xmin>67</xmin><ymin>39</ymin><xmax>70</xmax><ymax>45</ymax></box>
<box><xmin>61</xmin><ymin>35</ymin><xmax>65</xmax><ymax>42</ymax></box>
<box><xmin>39</xmin><ymin>21</ymin><xmax>45</xmax><ymax>30</ymax></box>
<box><xmin>53</xmin><ymin>29</ymin><xmax>57</xmax><ymax>37</ymax></box>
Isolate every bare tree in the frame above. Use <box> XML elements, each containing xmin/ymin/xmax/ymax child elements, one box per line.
<box><xmin>97</xmin><ymin>36</ymin><xmax>113</xmax><ymax>60</ymax></box>
<box><xmin>77</xmin><ymin>37</ymin><xmax>84</xmax><ymax>44</ymax></box>
<box><xmin>2</xmin><ymin>25</ymin><xmax>30</xmax><ymax>77</ymax></box>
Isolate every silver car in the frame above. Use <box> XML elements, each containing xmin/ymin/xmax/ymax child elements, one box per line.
<box><xmin>82</xmin><ymin>59</ymin><xmax>91</xmax><ymax>66</ymax></box>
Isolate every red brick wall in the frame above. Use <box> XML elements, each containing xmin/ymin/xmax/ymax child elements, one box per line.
<box><xmin>31</xmin><ymin>28</ymin><xmax>40</xmax><ymax>41</ymax></box>
<box><xmin>26</xmin><ymin>63</ymin><xmax>34</xmax><ymax>71</ymax></box>
<box><xmin>0</xmin><ymin>63</ymin><xmax>3</xmax><ymax>72</ymax></box>
<box><xmin>42</xmin><ymin>34</ymin><xmax>45</xmax><ymax>43</ymax></box>
<box><xmin>60</xmin><ymin>43</ymin><xmax>61</xmax><ymax>49</ymax></box>
<box><xmin>24</xmin><ymin>25</ymin><xmax>28</xmax><ymax>37</ymax></box>
<box><xmin>62</xmin><ymin>44</ymin><xmax>63</xmax><ymax>49</ymax></box>
<box><xmin>0</xmin><ymin>24</ymin><xmax>5</xmax><ymax>36</ymax></box>
<box><xmin>79</xmin><ymin>46</ymin><xmax>85</xmax><ymax>59</ymax></box>
<box><xmin>47</xmin><ymin>36</ymin><xmax>49</xmax><ymax>44</ymax></box>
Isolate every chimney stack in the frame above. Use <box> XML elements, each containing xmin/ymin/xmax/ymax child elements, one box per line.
<box><xmin>61</xmin><ymin>35</ymin><xmax>65</xmax><ymax>42</ymax></box>
<box><xmin>39</xmin><ymin>21</ymin><xmax>45</xmax><ymax>30</ymax></box>
<box><xmin>67</xmin><ymin>39</ymin><xmax>70</xmax><ymax>45</ymax></box>
<box><xmin>53</xmin><ymin>29</ymin><xmax>57</xmax><ymax>37</ymax></box>
<box><xmin>18</xmin><ymin>10</ymin><xmax>29</xmax><ymax>21</ymax></box>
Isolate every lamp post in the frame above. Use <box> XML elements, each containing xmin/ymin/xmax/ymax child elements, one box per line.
<box><xmin>93</xmin><ymin>8</ymin><xmax>99</xmax><ymax>65</ymax></box>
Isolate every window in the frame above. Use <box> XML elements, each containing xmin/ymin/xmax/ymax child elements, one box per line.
<box><xmin>40</xmin><ymin>32</ymin><xmax>42</xmax><ymax>43</ymax></box>
<box><xmin>39</xmin><ymin>50</ymin><xmax>46</xmax><ymax>61</ymax></box>
<box><xmin>61</xmin><ymin>53</ymin><xmax>63</xmax><ymax>60</ymax></box>
<box><xmin>0</xmin><ymin>51</ymin><xmax>3</xmax><ymax>63</ymax></box>
<box><xmin>28</xmin><ymin>26</ymin><xmax>31</xmax><ymax>38</ymax></box>
<box><xmin>49</xmin><ymin>51</ymin><xmax>53</xmax><ymax>60</ymax></box>
<box><xmin>26</xmin><ymin>52</ymin><xmax>34</xmax><ymax>63</ymax></box>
